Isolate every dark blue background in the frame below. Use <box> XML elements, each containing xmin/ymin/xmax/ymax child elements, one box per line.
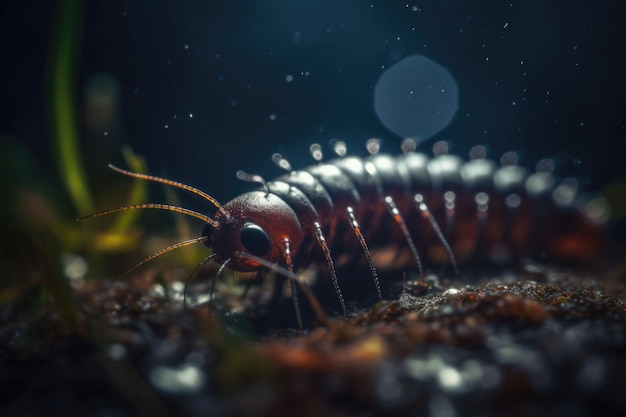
<box><xmin>2</xmin><ymin>0</ymin><xmax>625</xmax><ymax>207</ymax></box>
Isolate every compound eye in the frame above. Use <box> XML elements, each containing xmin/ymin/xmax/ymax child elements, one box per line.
<box><xmin>240</xmin><ymin>223</ymin><xmax>270</xmax><ymax>256</ymax></box>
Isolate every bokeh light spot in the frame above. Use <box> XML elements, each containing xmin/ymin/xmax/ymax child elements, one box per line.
<box><xmin>374</xmin><ymin>55</ymin><xmax>459</xmax><ymax>143</ymax></box>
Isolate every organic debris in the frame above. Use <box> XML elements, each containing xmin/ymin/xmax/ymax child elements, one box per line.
<box><xmin>1</xmin><ymin>267</ymin><xmax>625</xmax><ymax>417</ymax></box>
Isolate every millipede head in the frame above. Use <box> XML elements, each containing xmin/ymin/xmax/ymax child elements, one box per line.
<box><xmin>204</xmin><ymin>191</ymin><xmax>304</xmax><ymax>272</ymax></box>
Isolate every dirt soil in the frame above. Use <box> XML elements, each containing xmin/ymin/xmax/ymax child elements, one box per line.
<box><xmin>1</xmin><ymin>265</ymin><xmax>625</xmax><ymax>417</ymax></box>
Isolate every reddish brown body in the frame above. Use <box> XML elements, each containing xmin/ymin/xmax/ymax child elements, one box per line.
<box><xmin>87</xmin><ymin>143</ymin><xmax>609</xmax><ymax>324</ymax></box>
<box><xmin>203</xmin><ymin>150</ymin><xmax>608</xmax><ymax>276</ymax></box>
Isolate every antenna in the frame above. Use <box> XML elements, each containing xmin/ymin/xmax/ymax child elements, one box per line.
<box><xmin>78</xmin><ymin>203</ymin><xmax>218</xmax><ymax>227</ymax></box>
<box><xmin>108</xmin><ymin>164</ymin><xmax>229</xmax><ymax>218</ymax></box>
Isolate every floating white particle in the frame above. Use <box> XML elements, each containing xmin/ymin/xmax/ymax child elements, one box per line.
<box><xmin>269</xmin><ymin>114</ymin><xmax>277</xmax><ymax>121</ymax></box>
<box><xmin>443</xmin><ymin>288</ymin><xmax>460</xmax><ymax>297</ymax></box>
<box><xmin>438</xmin><ymin>366</ymin><xmax>463</xmax><ymax>391</ymax></box>
<box><xmin>149</xmin><ymin>364</ymin><xmax>206</xmax><ymax>395</ymax></box>
<box><xmin>62</xmin><ymin>253</ymin><xmax>89</xmax><ymax>282</ymax></box>
<box><xmin>107</xmin><ymin>343</ymin><xmax>127</xmax><ymax>360</ymax></box>
<box><xmin>285</xmin><ymin>74</ymin><xmax>294</xmax><ymax>82</ymax></box>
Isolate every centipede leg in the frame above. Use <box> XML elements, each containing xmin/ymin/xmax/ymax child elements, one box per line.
<box><xmin>346</xmin><ymin>207</ymin><xmax>382</xmax><ymax>301</ymax></box>
<box><xmin>473</xmin><ymin>192</ymin><xmax>490</xmax><ymax>260</ymax></box>
<box><xmin>234</xmin><ymin>251</ymin><xmax>332</xmax><ymax>328</ymax></box>
<box><xmin>443</xmin><ymin>190</ymin><xmax>457</xmax><ymax>235</ymax></box>
<box><xmin>183</xmin><ymin>253</ymin><xmax>217</xmax><ymax>309</ymax></box>
<box><xmin>210</xmin><ymin>258</ymin><xmax>231</xmax><ymax>305</ymax></box>
<box><xmin>313</xmin><ymin>221</ymin><xmax>347</xmax><ymax>315</ymax></box>
<box><xmin>283</xmin><ymin>237</ymin><xmax>303</xmax><ymax>330</ymax></box>
<box><xmin>384</xmin><ymin>196</ymin><xmax>424</xmax><ymax>278</ymax></box>
<box><xmin>414</xmin><ymin>194</ymin><xmax>459</xmax><ymax>274</ymax></box>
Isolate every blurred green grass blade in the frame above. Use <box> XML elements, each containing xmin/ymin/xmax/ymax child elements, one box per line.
<box><xmin>109</xmin><ymin>146</ymin><xmax>149</xmax><ymax>233</ymax></box>
<box><xmin>47</xmin><ymin>0</ymin><xmax>95</xmax><ymax>215</ymax></box>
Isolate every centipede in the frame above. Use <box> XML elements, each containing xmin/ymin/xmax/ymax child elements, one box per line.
<box><xmin>81</xmin><ymin>138</ymin><xmax>609</xmax><ymax>328</ymax></box>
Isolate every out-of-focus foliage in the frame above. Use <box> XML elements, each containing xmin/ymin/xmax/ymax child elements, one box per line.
<box><xmin>0</xmin><ymin>137</ymin><xmax>79</xmax><ymax>324</ymax></box>
<box><xmin>47</xmin><ymin>0</ymin><xmax>93</xmax><ymax>216</ymax></box>
<box><xmin>0</xmin><ymin>0</ymin><xmax>155</xmax><ymax>320</ymax></box>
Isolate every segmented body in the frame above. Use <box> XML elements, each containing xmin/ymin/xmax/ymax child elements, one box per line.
<box><xmin>87</xmin><ymin>141</ymin><xmax>608</xmax><ymax>325</ymax></box>
<box><xmin>207</xmin><ymin>146</ymin><xmax>606</xmax><ymax>274</ymax></box>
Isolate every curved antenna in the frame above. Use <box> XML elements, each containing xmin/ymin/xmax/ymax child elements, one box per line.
<box><xmin>366</xmin><ymin>138</ymin><xmax>381</xmax><ymax>155</ymax></box>
<box><xmin>108</xmin><ymin>164</ymin><xmax>229</xmax><ymax>219</ymax></box>
<box><xmin>116</xmin><ymin>236</ymin><xmax>209</xmax><ymax>280</ymax></box>
<box><xmin>401</xmin><ymin>138</ymin><xmax>417</xmax><ymax>153</ymax></box>
<box><xmin>331</xmin><ymin>140</ymin><xmax>347</xmax><ymax>157</ymax></box>
<box><xmin>272</xmin><ymin>153</ymin><xmax>293</xmax><ymax>172</ymax></box>
<box><xmin>310</xmin><ymin>143</ymin><xmax>323</xmax><ymax>162</ymax></box>
<box><xmin>236</xmin><ymin>170</ymin><xmax>269</xmax><ymax>194</ymax></box>
<box><xmin>183</xmin><ymin>253</ymin><xmax>217</xmax><ymax>309</ymax></box>
<box><xmin>78</xmin><ymin>203</ymin><xmax>218</xmax><ymax>227</ymax></box>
